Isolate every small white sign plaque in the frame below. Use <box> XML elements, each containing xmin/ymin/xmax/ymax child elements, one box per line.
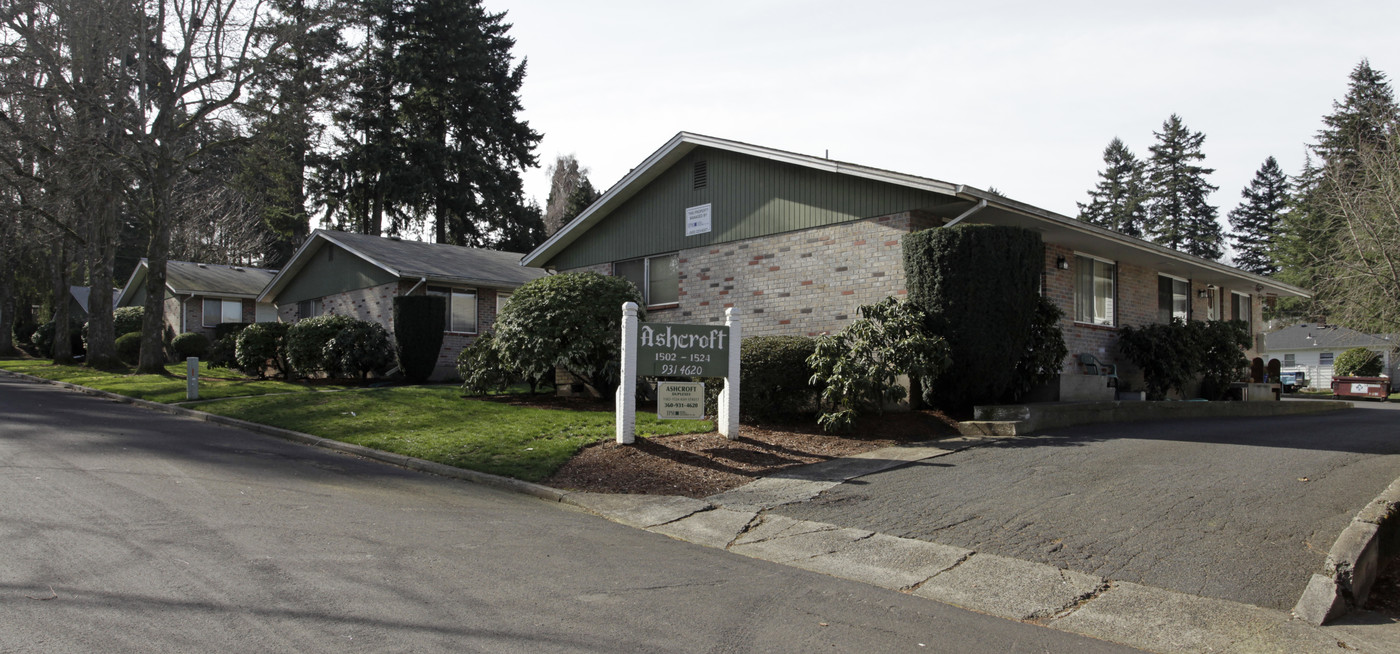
<box><xmin>685</xmin><ymin>203</ymin><xmax>712</xmax><ymax>236</ymax></box>
<box><xmin>658</xmin><ymin>381</ymin><xmax>705</xmax><ymax>420</ymax></box>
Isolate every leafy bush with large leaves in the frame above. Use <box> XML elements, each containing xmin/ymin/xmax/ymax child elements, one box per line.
<box><xmin>1117</xmin><ymin>319</ymin><xmax>1250</xmax><ymax>400</ymax></box>
<box><xmin>492</xmin><ymin>272</ymin><xmax>644</xmax><ymax>397</ymax></box>
<box><xmin>1334</xmin><ymin>347</ymin><xmax>1385</xmax><ymax>377</ymax></box>
<box><xmin>286</xmin><ymin>315</ymin><xmax>392</xmax><ymax>380</ymax></box>
<box><xmin>458</xmin><ymin>333</ymin><xmax>518</xmax><ymax>395</ymax></box>
<box><xmin>235</xmin><ymin>322</ymin><xmax>290</xmax><ymax>378</ymax></box>
<box><xmin>808</xmin><ymin>298</ymin><xmax>950</xmax><ymax>433</ymax></box>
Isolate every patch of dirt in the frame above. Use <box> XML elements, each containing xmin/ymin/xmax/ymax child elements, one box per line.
<box><xmin>543</xmin><ymin>409</ymin><xmax>962</xmax><ymax>498</ymax></box>
<box><xmin>1364</xmin><ymin>552</ymin><xmax>1400</xmax><ymax>619</ymax></box>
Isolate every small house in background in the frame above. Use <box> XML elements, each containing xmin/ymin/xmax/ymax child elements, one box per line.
<box><xmin>66</xmin><ymin>286</ymin><xmax>121</xmax><ymax>320</ymax></box>
<box><xmin>523</xmin><ymin>132</ymin><xmax>1310</xmax><ymax>400</ymax></box>
<box><xmin>117</xmin><ymin>260</ymin><xmax>278</xmax><ymax>339</ymax></box>
<box><xmin>257</xmin><ymin>229</ymin><xmax>549</xmax><ymax>380</ymax></box>
<box><xmin>1263</xmin><ymin>324</ymin><xmax>1397</xmax><ymax>388</ymax></box>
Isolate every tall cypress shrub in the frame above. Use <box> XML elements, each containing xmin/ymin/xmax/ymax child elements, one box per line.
<box><xmin>902</xmin><ymin>224</ymin><xmax>1043</xmax><ymax>409</ymax></box>
<box><xmin>394</xmin><ymin>295</ymin><xmax>447</xmax><ymax>383</ymax></box>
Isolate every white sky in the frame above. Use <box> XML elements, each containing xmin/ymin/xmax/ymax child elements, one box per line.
<box><xmin>496</xmin><ymin>0</ymin><xmax>1398</xmax><ymax>237</ymax></box>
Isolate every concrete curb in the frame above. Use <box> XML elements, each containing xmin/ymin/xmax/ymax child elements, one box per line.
<box><xmin>0</xmin><ymin>369</ymin><xmax>569</xmax><ymax>503</ymax></box>
<box><xmin>1293</xmin><ymin>478</ymin><xmax>1400</xmax><ymax>625</ymax></box>
<box><xmin>967</xmin><ymin>398</ymin><xmax>1354</xmax><ymax>435</ymax></box>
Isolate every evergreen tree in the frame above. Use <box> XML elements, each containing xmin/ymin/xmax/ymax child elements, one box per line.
<box><xmin>493</xmin><ymin>199</ymin><xmax>546</xmax><ymax>252</ymax></box>
<box><xmin>1076</xmin><ymin>137</ymin><xmax>1147</xmax><ymax>237</ymax></box>
<box><xmin>1226</xmin><ymin>156</ymin><xmax>1288</xmax><ymax>276</ymax></box>
<box><xmin>1145</xmin><ymin>114</ymin><xmax>1223</xmax><ymax>260</ymax></box>
<box><xmin>543</xmin><ymin>154</ymin><xmax>589</xmax><ymax>235</ymax></box>
<box><xmin>1275</xmin><ymin>59</ymin><xmax>1399</xmax><ymax>308</ymax></box>
<box><xmin>562</xmin><ymin>177</ymin><xmax>600</xmax><ymax>227</ymax></box>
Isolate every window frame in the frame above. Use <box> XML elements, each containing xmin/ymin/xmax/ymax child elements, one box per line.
<box><xmin>427</xmin><ymin>286</ymin><xmax>478</xmax><ymax>334</ymax></box>
<box><xmin>1320</xmin><ymin>352</ymin><xmax>1335</xmax><ymax>366</ymax></box>
<box><xmin>1073</xmin><ymin>253</ymin><xmax>1117</xmax><ymax>327</ymax></box>
<box><xmin>202</xmin><ymin>297</ymin><xmax>245</xmax><ymax>327</ymax></box>
<box><xmin>615</xmin><ymin>252</ymin><xmax>680</xmax><ymax>309</ymax></box>
<box><xmin>1283</xmin><ymin>353</ymin><xmax>1296</xmax><ymax>367</ymax></box>
<box><xmin>1157</xmin><ymin>274</ymin><xmax>1190</xmax><ymax>324</ymax></box>
<box><xmin>1231</xmin><ymin>291</ymin><xmax>1253</xmax><ymax>333</ymax></box>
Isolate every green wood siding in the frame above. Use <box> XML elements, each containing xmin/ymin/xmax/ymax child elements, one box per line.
<box><xmin>547</xmin><ymin>147</ymin><xmax>956</xmax><ymax>269</ymax></box>
<box><xmin>276</xmin><ymin>243</ymin><xmax>398</xmax><ymax>304</ymax></box>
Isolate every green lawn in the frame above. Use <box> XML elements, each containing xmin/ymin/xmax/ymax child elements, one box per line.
<box><xmin>190</xmin><ymin>386</ymin><xmax>712</xmax><ymax>481</ymax></box>
<box><xmin>0</xmin><ymin>358</ymin><xmax>347</xmax><ymax>403</ymax></box>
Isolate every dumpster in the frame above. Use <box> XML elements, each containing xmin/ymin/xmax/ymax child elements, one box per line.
<box><xmin>1331</xmin><ymin>376</ymin><xmax>1391</xmax><ymax>401</ymax></box>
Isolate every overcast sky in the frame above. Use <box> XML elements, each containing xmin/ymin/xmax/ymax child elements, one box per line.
<box><xmin>495</xmin><ymin>0</ymin><xmax>1397</xmax><ymax>241</ymax></box>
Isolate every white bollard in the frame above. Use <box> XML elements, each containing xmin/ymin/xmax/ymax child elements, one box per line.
<box><xmin>616</xmin><ymin>302</ymin><xmax>639</xmax><ymax>444</ymax></box>
<box><xmin>186</xmin><ymin>357</ymin><xmax>199</xmax><ymax>401</ymax></box>
<box><xmin>718</xmin><ymin>308</ymin><xmax>740</xmax><ymax>439</ymax></box>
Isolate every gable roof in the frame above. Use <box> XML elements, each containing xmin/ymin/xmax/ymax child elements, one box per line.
<box><xmin>259</xmin><ymin>230</ymin><xmax>549</xmax><ymax>302</ymax></box>
<box><xmin>523</xmin><ymin>132</ymin><xmax>1309</xmax><ymax>299</ymax></box>
<box><xmin>117</xmin><ymin>260</ymin><xmax>278</xmax><ymax>306</ymax></box>
<box><xmin>1263</xmin><ymin>323</ymin><xmax>1396</xmax><ymax>351</ymax></box>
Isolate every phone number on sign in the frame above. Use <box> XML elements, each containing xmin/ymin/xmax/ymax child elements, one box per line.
<box><xmin>658</xmin><ymin>364</ymin><xmax>706</xmax><ymax>376</ymax></box>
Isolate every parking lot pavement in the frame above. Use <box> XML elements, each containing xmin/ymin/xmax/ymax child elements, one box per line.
<box><xmin>771</xmin><ymin>407</ymin><xmax>1400</xmax><ymax>611</ymax></box>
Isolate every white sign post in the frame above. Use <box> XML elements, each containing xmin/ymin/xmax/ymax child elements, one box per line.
<box><xmin>616</xmin><ymin>303</ymin><xmax>740</xmax><ymax>444</ymax></box>
<box><xmin>186</xmin><ymin>357</ymin><xmax>199</xmax><ymax>401</ymax></box>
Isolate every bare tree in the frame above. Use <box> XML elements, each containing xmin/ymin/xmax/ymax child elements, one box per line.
<box><xmin>1308</xmin><ymin>133</ymin><xmax>1400</xmax><ymax>333</ymax></box>
<box><xmin>543</xmin><ymin>154</ymin><xmax>587</xmax><ymax>236</ymax></box>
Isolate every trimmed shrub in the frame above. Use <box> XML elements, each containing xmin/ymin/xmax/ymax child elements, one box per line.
<box><xmin>458</xmin><ymin>333</ymin><xmax>517</xmax><ymax>395</ymax></box>
<box><xmin>32</xmin><ymin>322</ymin><xmax>55</xmax><ymax>358</ymax></box>
<box><xmin>492</xmin><ymin>272</ymin><xmax>644</xmax><ymax>397</ymax></box>
<box><xmin>325</xmin><ymin>320</ymin><xmax>395</xmax><ymax>380</ymax></box>
<box><xmin>1335</xmin><ymin>347</ymin><xmax>1385</xmax><ymax>377</ymax></box>
<box><xmin>235</xmin><ymin>322</ymin><xmax>289</xmax><ymax>378</ymax></box>
<box><xmin>206</xmin><ymin>323</ymin><xmax>252</xmax><ymax>369</ymax></box>
<box><xmin>113</xmin><ymin>306</ymin><xmax>144</xmax><ymax>336</ymax></box>
<box><xmin>286</xmin><ymin>314</ymin><xmax>362</xmax><ymax>377</ymax></box>
<box><xmin>1117</xmin><ymin>319</ymin><xmax>1251</xmax><ymax>400</ymax></box>
<box><xmin>1194</xmin><ymin>320</ymin><xmax>1251</xmax><ymax>399</ymax></box>
<box><xmin>808</xmin><ymin>298</ymin><xmax>951</xmax><ymax>433</ymax></box>
<box><xmin>739</xmin><ymin>335</ymin><xmax>819</xmax><ymax>422</ymax></box>
<box><xmin>171</xmin><ymin>332</ymin><xmax>211</xmax><ymax>359</ymax></box>
<box><xmin>394</xmin><ymin>295</ymin><xmax>447</xmax><ymax>383</ymax></box>
<box><xmin>902</xmin><ymin>224</ymin><xmax>1043</xmax><ymax>409</ymax></box>
<box><xmin>115</xmin><ymin>332</ymin><xmax>142</xmax><ymax>364</ymax></box>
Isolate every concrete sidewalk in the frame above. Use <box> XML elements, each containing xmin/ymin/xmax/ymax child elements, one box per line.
<box><xmin>563</xmin><ymin>432</ymin><xmax>1400</xmax><ymax>653</ymax></box>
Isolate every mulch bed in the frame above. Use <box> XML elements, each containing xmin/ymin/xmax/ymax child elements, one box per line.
<box><xmin>541</xmin><ymin>408</ymin><xmax>962</xmax><ymax>498</ymax></box>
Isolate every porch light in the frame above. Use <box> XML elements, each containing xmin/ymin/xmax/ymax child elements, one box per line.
<box><xmin>1197</xmin><ymin>289</ymin><xmax>1210</xmax><ymax>298</ymax></box>
<box><xmin>1055</xmin><ymin>255</ymin><xmax>1069</xmax><ymax>270</ymax></box>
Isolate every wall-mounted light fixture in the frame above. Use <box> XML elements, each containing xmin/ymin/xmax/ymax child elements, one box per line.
<box><xmin>1197</xmin><ymin>289</ymin><xmax>1210</xmax><ymax>299</ymax></box>
<box><xmin>1055</xmin><ymin>255</ymin><xmax>1069</xmax><ymax>270</ymax></box>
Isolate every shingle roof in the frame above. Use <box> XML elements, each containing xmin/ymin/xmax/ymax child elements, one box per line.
<box><xmin>1263</xmin><ymin>323</ymin><xmax>1395</xmax><ymax>351</ymax></box>
<box><xmin>323</xmin><ymin>231</ymin><xmax>546</xmax><ymax>287</ymax></box>
<box><xmin>164</xmin><ymin>260</ymin><xmax>278</xmax><ymax>297</ymax></box>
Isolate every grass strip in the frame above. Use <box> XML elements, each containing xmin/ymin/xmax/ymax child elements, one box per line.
<box><xmin>0</xmin><ymin>357</ymin><xmax>346</xmax><ymax>403</ymax></box>
<box><xmin>190</xmin><ymin>386</ymin><xmax>713</xmax><ymax>481</ymax></box>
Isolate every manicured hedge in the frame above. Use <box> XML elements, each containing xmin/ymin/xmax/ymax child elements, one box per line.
<box><xmin>902</xmin><ymin>224</ymin><xmax>1044</xmax><ymax>409</ymax></box>
<box><xmin>393</xmin><ymin>295</ymin><xmax>446</xmax><ymax>383</ymax></box>
<box><xmin>171</xmin><ymin>332</ymin><xmax>211</xmax><ymax>359</ymax></box>
<box><xmin>1334</xmin><ymin>346</ymin><xmax>1384</xmax><ymax>377</ymax></box>
<box><xmin>115</xmin><ymin>332</ymin><xmax>142</xmax><ymax>364</ymax></box>
<box><xmin>739</xmin><ymin>335</ymin><xmax>819</xmax><ymax>422</ymax></box>
<box><xmin>235</xmin><ymin>322</ymin><xmax>290</xmax><ymax>378</ymax></box>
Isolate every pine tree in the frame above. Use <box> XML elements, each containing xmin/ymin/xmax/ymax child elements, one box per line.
<box><xmin>1076</xmin><ymin>137</ymin><xmax>1147</xmax><ymax>237</ymax></box>
<box><xmin>1145</xmin><ymin>114</ymin><xmax>1223</xmax><ymax>260</ymax></box>
<box><xmin>1226</xmin><ymin>156</ymin><xmax>1288</xmax><ymax>276</ymax></box>
<box><xmin>1275</xmin><ymin>59</ymin><xmax>1399</xmax><ymax>305</ymax></box>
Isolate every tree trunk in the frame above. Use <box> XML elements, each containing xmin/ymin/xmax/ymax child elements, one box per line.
<box><xmin>51</xmin><ymin>241</ymin><xmax>73</xmax><ymax>364</ymax></box>
<box><xmin>84</xmin><ymin>194</ymin><xmax>120</xmax><ymax>368</ymax></box>
<box><xmin>0</xmin><ymin>275</ymin><xmax>14</xmax><ymax>356</ymax></box>
<box><xmin>138</xmin><ymin>159</ymin><xmax>174</xmax><ymax>374</ymax></box>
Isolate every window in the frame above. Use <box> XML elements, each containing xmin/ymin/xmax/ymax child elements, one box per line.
<box><xmin>1232</xmin><ymin>292</ymin><xmax>1253</xmax><ymax>332</ymax></box>
<box><xmin>1157</xmin><ymin>276</ymin><xmax>1189</xmax><ymax>323</ymax></box>
<box><xmin>1284</xmin><ymin>353</ymin><xmax>1296</xmax><ymax>366</ymax></box>
<box><xmin>615</xmin><ymin>253</ymin><xmax>679</xmax><ymax>307</ymax></box>
<box><xmin>1320</xmin><ymin>352</ymin><xmax>1335</xmax><ymax>366</ymax></box>
<box><xmin>428</xmin><ymin>287</ymin><xmax>477</xmax><ymax>333</ymax></box>
<box><xmin>202</xmin><ymin>297</ymin><xmax>244</xmax><ymax>326</ymax></box>
<box><xmin>296</xmin><ymin>299</ymin><xmax>322</xmax><ymax>321</ymax></box>
<box><xmin>1074</xmin><ymin>255</ymin><xmax>1116</xmax><ymax>326</ymax></box>
<box><xmin>496</xmin><ymin>292</ymin><xmax>511</xmax><ymax>317</ymax></box>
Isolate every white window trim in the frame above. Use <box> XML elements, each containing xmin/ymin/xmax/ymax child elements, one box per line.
<box><xmin>1073</xmin><ymin>253</ymin><xmax>1117</xmax><ymax>327</ymax></box>
<box><xmin>1158</xmin><ymin>274</ymin><xmax>1190</xmax><ymax>323</ymax></box>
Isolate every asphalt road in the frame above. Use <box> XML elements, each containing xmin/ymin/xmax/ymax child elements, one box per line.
<box><xmin>0</xmin><ymin>376</ymin><xmax>1136</xmax><ymax>653</ymax></box>
<box><xmin>774</xmin><ymin>403</ymin><xmax>1400</xmax><ymax>611</ymax></box>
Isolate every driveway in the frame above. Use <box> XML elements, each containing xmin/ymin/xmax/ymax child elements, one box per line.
<box><xmin>772</xmin><ymin>404</ymin><xmax>1400</xmax><ymax>611</ymax></box>
<box><xmin>0</xmin><ymin>375</ymin><xmax>1134</xmax><ymax>653</ymax></box>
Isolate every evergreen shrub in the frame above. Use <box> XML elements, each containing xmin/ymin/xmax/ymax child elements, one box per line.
<box><xmin>458</xmin><ymin>333</ymin><xmax>516</xmax><ymax>395</ymax></box>
<box><xmin>113</xmin><ymin>307</ymin><xmax>144</xmax><ymax>337</ymax></box>
<box><xmin>235</xmin><ymin>322</ymin><xmax>289</xmax><ymax>378</ymax></box>
<box><xmin>739</xmin><ymin>335</ymin><xmax>819</xmax><ymax>422</ymax></box>
<box><xmin>171</xmin><ymin>332</ymin><xmax>211</xmax><ymax>359</ymax></box>
<box><xmin>902</xmin><ymin>224</ymin><xmax>1044</xmax><ymax>409</ymax></box>
<box><xmin>206</xmin><ymin>323</ymin><xmax>252</xmax><ymax>369</ymax></box>
<box><xmin>393</xmin><ymin>295</ymin><xmax>446</xmax><ymax>383</ymax></box>
<box><xmin>324</xmin><ymin>320</ymin><xmax>394</xmax><ymax>380</ymax></box>
<box><xmin>115</xmin><ymin>332</ymin><xmax>142</xmax><ymax>364</ymax></box>
<box><xmin>1335</xmin><ymin>347</ymin><xmax>1384</xmax><ymax>377</ymax></box>
<box><xmin>286</xmin><ymin>314</ymin><xmax>361</xmax><ymax>377</ymax></box>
